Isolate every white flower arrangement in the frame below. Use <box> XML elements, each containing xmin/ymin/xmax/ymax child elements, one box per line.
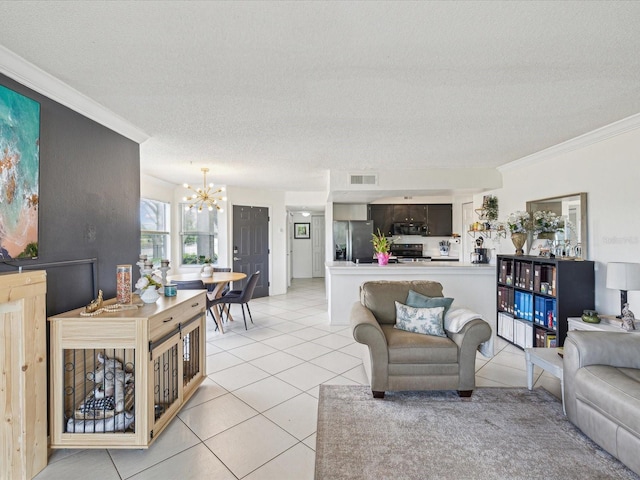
<box><xmin>506</xmin><ymin>211</ymin><xmax>530</xmax><ymax>233</ymax></box>
<box><xmin>532</xmin><ymin>210</ymin><xmax>562</xmax><ymax>234</ymax></box>
<box><xmin>135</xmin><ymin>273</ymin><xmax>163</xmax><ymax>291</ymax></box>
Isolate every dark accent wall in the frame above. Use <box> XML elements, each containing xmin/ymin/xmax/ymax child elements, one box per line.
<box><xmin>0</xmin><ymin>73</ymin><xmax>141</xmax><ymax>315</ymax></box>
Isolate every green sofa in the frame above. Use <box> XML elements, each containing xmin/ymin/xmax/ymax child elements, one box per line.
<box><xmin>350</xmin><ymin>280</ymin><xmax>492</xmax><ymax>399</ymax></box>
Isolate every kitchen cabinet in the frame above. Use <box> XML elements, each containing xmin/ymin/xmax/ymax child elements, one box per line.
<box><xmin>48</xmin><ymin>290</ymin><xmax>206</xmax><ymax>449</ymax></box>
<box><xmin>393</xmin><ymin>204</ymin><xmax>427</xmax><ymax>223</ymax></box>
<box><xmin>0</xmin><ymin>271</ymin><xmax>48</xmax><ymax>480</ymax></box>
<box><xmin>368</xmin><ymin>203</ymin><xmax>452</xmax><ymax>236</ymax></box>
<box><xmin>426</xmin><ymin>204</ymin><xmax>452</xmax><ymax>236</ymax></box>
<box><xmin>368</xmin><ymin>204</ymin><xmax>394</xmax><ymax>236</ymax></box>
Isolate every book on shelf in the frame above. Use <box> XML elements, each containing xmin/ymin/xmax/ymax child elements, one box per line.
<box><xmin>498</xmin><ymin>312</ymin><xmax>514</xmax><ymax>343</ymax></box>
<box><xmin>545</xmin><ymin>334</ymin><xmax>557</xmax><ymax>348</ymax></box>
<box><xmin>533</xmin><ymin>264</ymin><xmax>542</xmax><ymax>292</ymax></box>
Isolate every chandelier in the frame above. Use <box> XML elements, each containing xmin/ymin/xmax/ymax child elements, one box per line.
<box><xmin>182</xmin><ymin>167</ymin><xmax>226</xmax><ymax>212</ymax></box>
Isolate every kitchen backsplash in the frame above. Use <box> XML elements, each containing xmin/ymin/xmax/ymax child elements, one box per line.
<box><xmin>392</xmin><ymin>235</ymin><xmax>460</xmax><ymax>257</ymax></box>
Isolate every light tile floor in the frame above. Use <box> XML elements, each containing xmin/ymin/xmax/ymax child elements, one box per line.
<box><xmin>36</xmin><ymin>278</ymin><xmax>561</xmax><ymax>479</ymax></box>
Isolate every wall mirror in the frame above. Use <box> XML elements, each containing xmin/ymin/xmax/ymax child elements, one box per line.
<box><xmin>526</xmin><ymin>192</ymin><xmax>587</xmax><ymax>259</ymax></box>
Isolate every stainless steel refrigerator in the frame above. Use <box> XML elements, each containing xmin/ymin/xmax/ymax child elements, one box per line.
<box><xmin>333</xmin><ymin>220</ymin><xmax>374</xmax><ymax>263</ymax></box>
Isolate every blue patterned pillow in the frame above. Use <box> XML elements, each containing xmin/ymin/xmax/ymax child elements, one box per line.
<box><xmin>406</xmin><ymin>290</ymin><xmax>454</xmax><ymax>318</ymax></box>
<box><xmin>394</xmin><ymin>301</ymin><xmax>446</xmax><ymax>337</ymax></box>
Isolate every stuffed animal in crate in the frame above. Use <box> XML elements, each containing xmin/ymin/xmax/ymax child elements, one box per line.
<box><xmin>87</xmin><ymin>352</ymin><xmax>133</xmax><ymax>412</ymax></box>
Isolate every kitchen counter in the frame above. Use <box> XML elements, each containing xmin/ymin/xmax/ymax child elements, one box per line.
<box><xmin>326</xmin><ymin>260</ymin><xmax>486</xmax><ymax>269</ymax></box>
<box><xmin>326</xmin><ymin>261</ymin><xmax>496</xmax><ymax>331</ymax></box>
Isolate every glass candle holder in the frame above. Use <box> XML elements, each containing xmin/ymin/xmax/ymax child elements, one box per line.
<box><xmin>116</xmin><ymin>264</ymin><xmax>132</xmax><ymax>304</ymax></box>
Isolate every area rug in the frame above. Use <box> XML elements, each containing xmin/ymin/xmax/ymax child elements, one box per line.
<box><xmin>315</xmin><ymin>385</ymin><xmax>639</xmax><ymax>480</ymax></box>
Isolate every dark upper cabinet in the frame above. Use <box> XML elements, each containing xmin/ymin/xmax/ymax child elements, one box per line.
<box><xmin>426</xmin><ymin>204</ymin><xmax>453</xmax><ymax>236</ymax></box>
<box><xmin>368</xmin><ymin>203</ymin><xmax>452</xmax><ymax>236</ymax></box>
<box><xmin>393</xmin><ymin>204</ymin><xmax>427</xmax><ymax>223</ymax></box>
<box><xmin>368</xmin><ymin>204</ymin><xmax>394</xmax><ymax>236</ymax></box>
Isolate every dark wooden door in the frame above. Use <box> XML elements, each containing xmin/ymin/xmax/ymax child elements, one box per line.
<box><xmin>232</xmin><ymin>205</ymin><xmax>269</xmax><ymax>298</ymax></box>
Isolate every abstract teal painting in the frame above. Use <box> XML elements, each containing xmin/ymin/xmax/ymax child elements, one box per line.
<box><xmin>0</xmin><ymin>85</ymin><xmax>40</xmax><ymax>260</ymax></box>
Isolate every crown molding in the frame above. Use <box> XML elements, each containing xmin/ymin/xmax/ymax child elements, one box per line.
<box><xmin>499</xmin><ymin>112</ymin><xmax>640</xmax><ymax>173</ymax></box>
<box><xmin>0</xmin><ymin>45</ymin><xmax>149</xmax><ymax>144</ymax></box>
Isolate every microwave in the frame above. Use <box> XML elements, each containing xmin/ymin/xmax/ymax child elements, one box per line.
<box><xmin>392</xmin><ymin>223</ymin><xmax>426</xmax><ymax>236</ymax></box>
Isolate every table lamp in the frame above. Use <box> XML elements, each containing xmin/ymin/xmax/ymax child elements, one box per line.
<box><xmin>606</xmin><ymin>262</ymin><xmax>640</xmax><ymax>318</ymax></box>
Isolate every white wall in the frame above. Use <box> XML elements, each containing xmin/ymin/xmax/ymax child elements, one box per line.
<box><xmin>291</xmin><ymin>213</ymin><xmax>313</xmax><ymax>278</ymax></box>
<box><xmin>140</xmin><ymin>174</ymin><xmax>175</xmax><ymax>203</ymax></box>
<box><xmin>480</xmin><ymin>125</ymin><xmax>640</xmax><ymax>316</ymax></box>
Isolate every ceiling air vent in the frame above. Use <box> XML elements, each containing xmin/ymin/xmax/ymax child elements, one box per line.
<box><xmin>349</xmin><ymin>173</ymin><xmax>378</xmax><ymax>186</ymax></box>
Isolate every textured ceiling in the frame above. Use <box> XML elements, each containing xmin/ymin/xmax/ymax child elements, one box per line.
<box><xmin>1</xmin><ymin>1</ymin><xmax>640</xmax><ymax>195</ymax></box>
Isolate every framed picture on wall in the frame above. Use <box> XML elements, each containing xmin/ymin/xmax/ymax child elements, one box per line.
<box><xmin>294</xmin><ymin>223</ymin><xmax>311</xmax><ymax>239</ymax></box>
<box><xmin>0</xmin><ymin>85</ymin><xmax>40</xmax><ymax>261</ymax></box>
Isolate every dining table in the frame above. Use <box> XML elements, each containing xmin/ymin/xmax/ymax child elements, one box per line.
<box><xmin>167</xmin><ymin>271</ymin><xmax>247</xmax><ymax>333</ymax></box>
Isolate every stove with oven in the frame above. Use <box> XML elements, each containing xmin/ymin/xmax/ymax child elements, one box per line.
<box><xmin>389</xmin><ymin>243</ymin><xmax>432</xmax><ymax>263</ymax></box>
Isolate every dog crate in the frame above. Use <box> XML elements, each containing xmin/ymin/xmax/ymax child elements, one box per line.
<box><xmin>49</xmin><ymin>290</ymin><xmax>207</xmax><ymax>449</ymax></box>
<box><xmin>63</xmin><ymin>348</ymin><xmax>136</xmax><ymax>434</ymax></box>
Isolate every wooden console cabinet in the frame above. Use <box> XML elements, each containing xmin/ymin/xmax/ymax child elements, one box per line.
<box><xmin>0</xmin><ymin>270</ymin><xmax>48</xmax><ymax>480</ymax></box>
<box><xmin>48</xmin><ymin>290</ymin><xmax>206</xmax><ymax>449</ymax></box>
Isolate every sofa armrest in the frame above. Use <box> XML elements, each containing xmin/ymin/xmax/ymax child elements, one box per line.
<box><xmin>564</xmin><ymin>331</ymin><xmax>640</xmax><ymax>422</ymax></box>
<box><xmin>566</xmin><ymin>331</ymin><xmax>640</xmax><ymax>369</ymax></box>
<box><xmin>447</xmin><ymin>318</ymin><xmax>491</xmax><ymax>391</ymax></box>
<box><xmin>350</xmin><ymin>301</ymin><xmax>389</xmax><ymax>391</ymax></box>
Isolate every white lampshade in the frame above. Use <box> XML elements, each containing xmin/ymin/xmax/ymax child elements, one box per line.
<box><xmin>606</xmin><ymin>262</ymin><xmax>640</xmax><ymax>291</ymax></box>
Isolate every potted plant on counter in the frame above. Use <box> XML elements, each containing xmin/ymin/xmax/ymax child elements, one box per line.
<box><xmin>372</xmin><ymin>228</ymin><xmax>392</xmax><ymax>265</ymax></box>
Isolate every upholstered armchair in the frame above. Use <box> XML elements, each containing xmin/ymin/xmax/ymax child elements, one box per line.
<box><xmin>350</xmin><ymin>280</ymin><xmax>492</xmax><ymax>399</ymax></box>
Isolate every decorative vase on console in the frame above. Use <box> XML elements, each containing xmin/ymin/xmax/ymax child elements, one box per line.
<box><xmin>135</xmin><ymin>273</ymin><xmax>163</xmax><ymax>303</ymax></box>
<box><xmin>511</xmin><ymin>233</ymin><xmax>527</xmax><ymax>256</ymax></box>
<box><xmin>371</xmin><ymin>228</ymin><xmax>392</xmax><ymax>266</ymax></box>
<box><xmin>506</xmin><ymin>210</ymin><xmax>530</xmax><ymax>256</ymax></box>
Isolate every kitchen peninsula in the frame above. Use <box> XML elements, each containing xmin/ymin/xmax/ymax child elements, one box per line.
<box><xmin>326</xmin><ymin>261</ymin><xmax>496</xmax><ymax>332</ymax></box>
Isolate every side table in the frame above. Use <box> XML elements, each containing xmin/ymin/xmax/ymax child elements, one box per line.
<box><xmin>568</xmin><ymin>316</ymin><xmax>640</xmax><ymax>333</ymax></box>
<box><xmin>524</xmin><ymin>347</ymin><xmax>565</xmax><ymax>414</ymax></box>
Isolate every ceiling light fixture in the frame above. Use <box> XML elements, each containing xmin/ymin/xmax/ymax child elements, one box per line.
<box><xmin>182</xmin><ymin>167</ymin><xmax>226</xmax><ymax>212</ymax></box>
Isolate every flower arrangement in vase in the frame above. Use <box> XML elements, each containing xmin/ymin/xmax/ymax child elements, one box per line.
<box><xmin>532</xmin><ymin>210</ymin><xmax>562</xmax><ymax>239</ymax></box>
<box><xmin>506</xmin><ymin>211</ymin><xmax>530</xmax><ymax>255</ymax></box>
<box><xmin>135</xmin><ymin>273</ymin><xmax>163</xmax><ymax>303</ymax></box>
<box><xmin>371</xmin><ymin>228</ymin><xmax>392</xmax><ymax>265</ymax></box>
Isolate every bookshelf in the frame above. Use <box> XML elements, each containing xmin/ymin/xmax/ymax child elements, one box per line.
<box><xmin>496</xmin><ymin>255</ymin><xmax>594</xmax><ymax>348</ymax></box>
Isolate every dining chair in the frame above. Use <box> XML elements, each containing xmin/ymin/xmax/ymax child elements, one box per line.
<box><xmin>208</xmin><ymin>271</ymin><xmax>261</xmax><ymax>330</ymax></box>
<box><xmin>173</xmin><ymin>280</ymin><xmax>206</xmax><ymax>290</ymax></box>
<box><xmin>173</xmin><ymin>279</ymin><xmax>223</xmax><ymax>330</ymax></box>
<box><xmin>211</xmin><ymin>267</ymin><xmax>232</xmax><ymax>319</ymax></box>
